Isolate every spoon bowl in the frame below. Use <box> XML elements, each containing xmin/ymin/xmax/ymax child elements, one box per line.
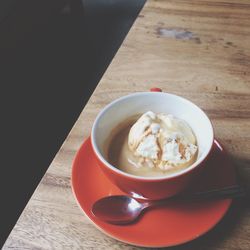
<box><xmin>92</xmin><ymin>196</ymin><xmax>145</xmax><ymax>224</ymax></box>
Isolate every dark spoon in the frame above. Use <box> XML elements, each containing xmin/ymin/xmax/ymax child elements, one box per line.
<box><xmin>92</xmin><ymin>185</ymin><xmax>246</xmax><ymax>225</ymax></box>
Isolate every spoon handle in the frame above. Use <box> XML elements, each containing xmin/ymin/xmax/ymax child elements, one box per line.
<box><xmin>177</xmin><ymin>185</ymin><xmax>247</xmax><ymax>200</ymax></box>
<box><xmin>143</xmin><ymin>185</ymin><xmax>247</xmax><ymax>207</ymax></box>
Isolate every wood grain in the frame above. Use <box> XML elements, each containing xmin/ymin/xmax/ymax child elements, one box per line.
<box><xmin>4</xmin><ymin>0</ymin><xmax>250</xmax><ymax>249</ymax></box>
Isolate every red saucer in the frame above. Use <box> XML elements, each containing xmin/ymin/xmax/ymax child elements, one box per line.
<box><xmin>72</xmin><ymin>138</ymin><xmax>236</xmax><ymax>248</ymax></box>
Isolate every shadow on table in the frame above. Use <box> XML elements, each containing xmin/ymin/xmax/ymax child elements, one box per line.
<box><xmin>0</xmin><ymin>0</ymin><xmax>146</xmax><ymax>247</ymax></box>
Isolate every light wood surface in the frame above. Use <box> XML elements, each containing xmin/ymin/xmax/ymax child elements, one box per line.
<box><xmin>4</xmin><ymin>0</ymin><xmax>250</xmax><ymax>249</ymax></box>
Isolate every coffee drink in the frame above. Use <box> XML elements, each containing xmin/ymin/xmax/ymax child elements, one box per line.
<box><xmin>106</xmin><ymin>112</ymin><xmax>198</xmax><ymax>177</ymax></box>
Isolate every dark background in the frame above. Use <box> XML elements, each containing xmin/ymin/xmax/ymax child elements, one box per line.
<box><xmin>0</xmin><ymin>0</ymin><xmax>145</xmax><ymax>246</ymax></box>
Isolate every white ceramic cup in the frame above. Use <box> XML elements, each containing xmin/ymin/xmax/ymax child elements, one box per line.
<box><xmin>91</xmin><ymin>91</ymin><xmax>214</xmax><ymax>200</ymax></box>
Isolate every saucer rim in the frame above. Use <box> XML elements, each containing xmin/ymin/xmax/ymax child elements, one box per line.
<box><xmin>71</xmin><ymin>138</ymin><xmax>233</xmax><ymax>248</ymax></box>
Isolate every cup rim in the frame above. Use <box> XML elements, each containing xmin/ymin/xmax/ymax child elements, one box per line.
<box><xmin>91</xmin><ymin>92</ymin><xmax>214</xmax><ymax>181</ymax></box>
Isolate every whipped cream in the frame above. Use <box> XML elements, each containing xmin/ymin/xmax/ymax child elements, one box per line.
<box><xmin>128</xmin><ymin>111</ymin><xmax>198</xmax><ymax>170</ymax></box>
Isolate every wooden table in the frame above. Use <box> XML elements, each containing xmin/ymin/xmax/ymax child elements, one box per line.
<box><xmin>4</xmin><ymin>0</ymin><xmax>250</xmax><ymax>249</ymax></box>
